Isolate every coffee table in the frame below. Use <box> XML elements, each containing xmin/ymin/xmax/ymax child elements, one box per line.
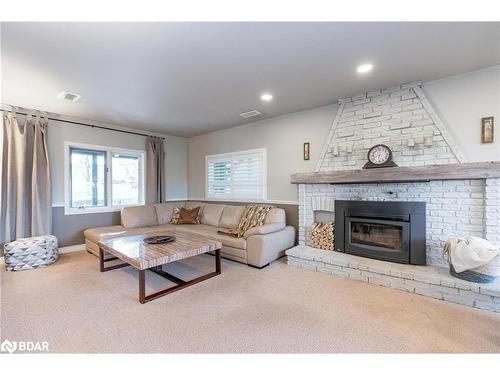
<box><xmin>98</xmin><ymin>232</ymin><xmax>222</xmax><ymax>304</ymax></box>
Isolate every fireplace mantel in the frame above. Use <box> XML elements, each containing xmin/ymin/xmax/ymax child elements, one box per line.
<box><xmin>291</xmin><ymin>161</ymin><xmax>500</xmax><ymax>184</ymax></box>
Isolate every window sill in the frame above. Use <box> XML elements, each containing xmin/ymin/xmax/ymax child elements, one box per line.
<box><xmin>205</xmin><ymin>196</ymin><xmax>266</xmax><ymax>202</ymax></box>
<box><xmin>202</xmin><ymin>197</ymin><xmax>298</xmax><ymax>205</ymax></box>
<box><xmin>64</xmin><ymin>208</ymin><xmax>121</xmax><ymax>216</ymax></box>
<box><xmin>63</xmin><ymin>204</ymin><xmax>143</xmax><ymax>216</ymax></box>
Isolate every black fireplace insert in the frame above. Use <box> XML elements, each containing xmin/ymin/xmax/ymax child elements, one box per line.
<box><xmin>334</xmin><ymin>200</ymin><xmax>426</xmax><ymax>265</ymax></box>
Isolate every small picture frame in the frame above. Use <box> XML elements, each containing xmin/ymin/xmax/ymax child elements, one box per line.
<box><xmin>481</xmin><ymin>116</ymin><xmax>494</xmax><ymax>144</ymax></box>
<box><xmin>303</xmin><ymin>142</ymin><xmax>310</xmax><ymax>160</ymax></box>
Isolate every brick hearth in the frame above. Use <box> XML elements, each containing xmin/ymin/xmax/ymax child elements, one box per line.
<box><xmin>286</xmin><ymin>245</ymin><xmax>500</xmax><ymax>313</ymax></box>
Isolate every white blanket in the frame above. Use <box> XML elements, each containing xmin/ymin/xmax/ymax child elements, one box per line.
<box><xmin>445</xmin><ymin>237</ymin><xmax>500</xmax><ymax>273</ymax></box>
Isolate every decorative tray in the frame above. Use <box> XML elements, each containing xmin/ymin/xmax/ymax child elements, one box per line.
<box><xmin>143</xmin><ymin>235</ymin><xmax>176</xmax><ymax>244</ymax></box>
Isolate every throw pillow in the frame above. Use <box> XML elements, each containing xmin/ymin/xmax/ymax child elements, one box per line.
<box><xmin>171</xmin><ymin>206</ymin><xmax>201</xmax><ymax>225</ymax></box>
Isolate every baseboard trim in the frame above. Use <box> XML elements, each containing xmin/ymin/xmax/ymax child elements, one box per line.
<box><xmin>59</xmin><ymin>244</ymin><xmax>86</xmax><ymax>254</ymax></box>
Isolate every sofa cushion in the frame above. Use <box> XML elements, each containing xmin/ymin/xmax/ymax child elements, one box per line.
<box><xmin>219</xmin><ymin>205</ymin><xmax>245</xmax><ymax>229</ymax></box>
<box><xmin>84</xmin><ymin>224</ymin><xmax>177</xmax><ymax>244</ymax></box>
<box><xmin>217</xmin><ymin>245</ymin><xmax>247</xmax><ymax>262</ymax></box>
<box><xmin>200</xmin><ymin>204</ymin><xmax>225</xmax><ymax>227</ymax></box>
<box><xmin>243</xmin><ymin>222</ymin><xmax>286</xmax><ymax>238</ymax></box>
<box><xmin>121</xmin><ymin>205</ymin><xmax>158</xmax><ymax>228</ymax></box>
<box><xmin>175</xmin><ymin>224</ymin><xmax>247</xmax><ymax>250</ymax></box>
<box><xmin>185</xmin><ymin>201</ymin><xmax>205</xmax><ymax>213</ymax></box>
<box><xmin>154</xmin><ymin>202</ymin><xmax>185</xmax><ymax>224</ymax></box>
<box><xmin>171</xmin><ymin>207</ymin><xmax>201</xmax><ymax>224</ymax></box>
<box><xmin>264</xmin><ymin>208</ymin><xmax>286</xmax><ymax>225</ymax></box>
<box><xmin>84</xmin><ymin>225</ymin><xmax>133</xmax><ymax>243</ymax></box>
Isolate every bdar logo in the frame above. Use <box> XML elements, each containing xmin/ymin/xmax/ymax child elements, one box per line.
<box><xmin>0</xmin><ymin>339</ymin><xmax>17</xmax><ymax>354</ymax></box>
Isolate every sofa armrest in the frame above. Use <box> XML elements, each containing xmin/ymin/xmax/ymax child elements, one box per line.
<box><xmin>243</xmin><ymin>223</ymin><xmax>285</xmax><ymax>238</ymax></box>
<box><xmin>246</xmin><ymin>226</ymin><xmax>296</xmax><ymax>268</ymax></box>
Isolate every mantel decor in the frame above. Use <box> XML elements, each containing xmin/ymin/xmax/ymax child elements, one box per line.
<box><xmin>363</xmin><ymin>144</ymin><xmax>398</xmax><ymax>169</ymax></box>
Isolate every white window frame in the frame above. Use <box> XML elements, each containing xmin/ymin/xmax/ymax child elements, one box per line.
<box><xmin>205</xmin><ymin>148</ymin><xmax>267</xmax><ymax>201</ymax></box>
<box><xmin>64</xmin><ymin>141</ymin><xmax>145</xmax><ymax>215</ymax></box>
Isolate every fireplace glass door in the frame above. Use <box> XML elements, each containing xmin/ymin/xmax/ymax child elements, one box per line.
<box><xmin>346</xmin><ymin>217</ymin><xmax>410</xmax><ymax>263</ymax></box>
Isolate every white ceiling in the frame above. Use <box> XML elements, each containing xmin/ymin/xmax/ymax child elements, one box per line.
<box><xmin>1</xmin><ymin>22</ymin><xmax>499</xmax><ymax>137</ymax></box>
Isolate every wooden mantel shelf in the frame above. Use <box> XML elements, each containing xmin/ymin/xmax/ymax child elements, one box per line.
<box><xmin>290</xmin><ymin>161</ymin><xmax>500</xmax><ymax>184</ymax></box>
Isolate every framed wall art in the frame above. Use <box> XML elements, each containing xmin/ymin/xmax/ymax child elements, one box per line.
<box><xmin>481</xmin><ymin>116</ymin><xmax>494</xmax><ymax>144</ymax></box>
<box><xmin>303</xmin><ymin>142</ymin><xmax>310</xmax><ymax>160</ymax></box>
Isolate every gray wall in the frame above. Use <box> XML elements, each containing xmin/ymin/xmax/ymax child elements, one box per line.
<box><xmin>188</xmin><ymin>104</ymin><xmax>338</xmax><ymax>202</ymax></box>
<box><xmin>188</xmin><ymin>66</ymin><xmax>500</xmax><ymax>203</ymax></box>
<box><xmin>47</xmin><ymin>117</ymin><xmax>188</xmax><ymax>205</ymax></box>
<box><xmin>53</xmin><ymin>207</ymin><xmax>121</xmax><ymax>247</ymax></box>
<box><xmin>422</xmin><ymin>66</ymin><xmax>500</xmax><ymax>162</ymax></box>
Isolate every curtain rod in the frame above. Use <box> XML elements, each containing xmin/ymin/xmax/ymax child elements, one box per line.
<box><xmin>0</xmin><ymin>106</ymin><xmax>166</xmax><ymax>140</ymax></box>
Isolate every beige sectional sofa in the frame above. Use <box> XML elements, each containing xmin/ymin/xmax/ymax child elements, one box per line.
<box><xmin>84</xmin><ymin>201</ymin><xmax>295</xmax><ymax>268</ymax></box>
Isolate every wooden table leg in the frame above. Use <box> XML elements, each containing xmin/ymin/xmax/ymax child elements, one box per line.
<box><xmin>99</xmin><ymin>246</ymin><xmax>130</xmax><ymax>272</ymax></box>
<box><xmin>138</xmin><ymin>250</ymin><xmax>222</xmax><ymax>304</ymax></box>
<box><xmin>99</xmin><ymin>246</ymin><xmax>105</xmax><ymax>272</ymax></box>
<box><xmin>215</xmin><ymin>249</ymin><xmax>221</xmax><ymax>274</ymax></box>
<box><xmin>139</xmin><ymin>270</ymin><xmax>146</xmax><ymax>304</ymax></box>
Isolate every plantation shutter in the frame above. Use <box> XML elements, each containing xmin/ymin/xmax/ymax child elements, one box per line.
<box><xmin>206</xmin><ymin>149</ymin><xmax>266</xmax><ymax>200</ymax></box>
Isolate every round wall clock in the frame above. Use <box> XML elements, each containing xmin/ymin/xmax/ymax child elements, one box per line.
<box><xmin>363</xmin><ymin>144</ymin><xmax>398</xmax><ymax>169</ymax></box>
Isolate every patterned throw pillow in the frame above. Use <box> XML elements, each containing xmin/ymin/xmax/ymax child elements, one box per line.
<box><xmin>171</xmin><ymin>206</ymin><xmax>201</xmax><ymax>225</ymax></box>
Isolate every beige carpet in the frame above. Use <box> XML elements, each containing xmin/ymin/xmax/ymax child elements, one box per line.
<box><xmin>1</xmin><ymin>251</ymin><xmax>499</xmax><ymax>353</ymax></box>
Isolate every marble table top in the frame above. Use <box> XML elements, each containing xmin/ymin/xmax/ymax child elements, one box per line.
<box><xmin>99</xmin><ymin>231</ymin><xmax>222</xmax><ymax>270</ymax></box>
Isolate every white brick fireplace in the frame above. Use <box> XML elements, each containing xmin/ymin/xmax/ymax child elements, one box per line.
<box><xmin>287</xmin><ymin>81</ymin><xmax>500</xmax><ymax>313</ymax></box>
<box><xmin>299</xmin><ymin>179</ymin><xmax>500</xmax><ymax>268</ymax></box>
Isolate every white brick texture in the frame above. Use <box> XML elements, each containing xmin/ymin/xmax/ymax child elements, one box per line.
<box><xmin>297</xmin><ymin>180</ymin><xmax>498</xmax><ymax>268</ymax></box>
<box><xmin>316</xmin><ymin>83</ymin><xmax>462</xmax><ymax>172</ymax></box>
<box><xmin>485</xmin><ymin>178</ymin><xmax>500</xmax><ymax>244</ymax></box>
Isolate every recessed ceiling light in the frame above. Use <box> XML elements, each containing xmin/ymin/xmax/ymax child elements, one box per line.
<box><xmin>357</xmin><ymin>63</ymin><xmax>373</xmax><ymax>74</ymax></box>
<box><xmin>260</xmin><ymin>93</ymin><xmax>273</xmax><ymax>102</ymax></box>
<box><xmin>58</xmin><ymin>91</ymin><xmax>81</xmax><ymax>102</ymax></box>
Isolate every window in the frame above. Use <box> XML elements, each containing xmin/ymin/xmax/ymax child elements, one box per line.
<box><xmin>65</xmin><ymin>142</ymin><xmax>145</xmax><ymax>214</ymax></box>
<box><xmin>111</xmin><ymin>153</ymin><xmax>141</xmax><ymax>206</ymax></box>
<box><xmin>206</xmin><ymin>148</ymin><xmax>267</xmax><ymax>201</ymax></box>
<box><xmin>70</xmin><ymin>148</ymin><xmax>107</xmax><ymax>208</ymax></box>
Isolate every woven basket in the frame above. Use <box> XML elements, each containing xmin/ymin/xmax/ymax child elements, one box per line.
<box><xmin>449</xmin><ymin>264</ymin><xmax>497</xmax><ymax>283</ymax></box>
<box><xmin>444</xmin><ymin>239</ymin><xmax>500</xmax><ymax>284</ymax></box>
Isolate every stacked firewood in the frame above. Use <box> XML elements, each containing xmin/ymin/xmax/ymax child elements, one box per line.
<box><xmin>308</xmin><ymin>222</ymin><xmax>335</xmax><ymax>251</ymax></box>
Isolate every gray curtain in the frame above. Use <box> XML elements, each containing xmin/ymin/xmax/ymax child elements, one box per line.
<box><xmin>1</xmin><ymin>111</ymin><xmax>52</xmax><ymax>244</ymax></box>
<box><xmin>145</xmin><ymin>136</ymin><xmax>165</xmax><ymax>204</ymax></box>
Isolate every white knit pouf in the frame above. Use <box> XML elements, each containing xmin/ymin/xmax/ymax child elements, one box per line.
<box><xmin>4</xmin><ymin>235</ymin><xmax>59</xmax><ymax>271</ymax></box>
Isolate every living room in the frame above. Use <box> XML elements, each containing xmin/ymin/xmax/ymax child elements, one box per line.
<box><xmin>1</xmin><ymin>1</ymin><xmax>499</xmax><ymax>371</ymax></box>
